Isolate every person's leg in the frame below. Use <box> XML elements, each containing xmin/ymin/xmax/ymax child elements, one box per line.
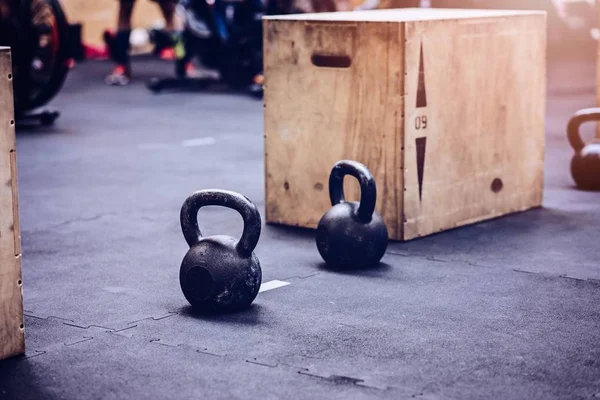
<box><xmin>150</xmin><ymin>0</ymin><xmax>183</xmax><ymax>60</ymax></box>
<box><xmin>117</xmin><ymin>0</ymin><xmax>135</xmax><ymax>30</ymax></box>
<box><xmin>105</xmin><ymin>0</ymin><xmax>136</xmax><ymax>85</ymax></box>
<box><xmin>156</xmin><ymin>0</ymin><xmax>178</xmax><ymax>31</ymax></box>
<box><xmin>115</xmin><ymin>0</ymin><xmax>135</xmax><ymax>64</ymax></box>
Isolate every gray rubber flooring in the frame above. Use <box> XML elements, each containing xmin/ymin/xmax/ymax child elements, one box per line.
<box><xmin>0</xmin><ymin>55</ymin><xmax>599</xmax><ymax>400</ymax></box>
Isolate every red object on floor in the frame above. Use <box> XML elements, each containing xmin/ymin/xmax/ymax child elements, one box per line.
<box><xmin>159</xmin><ymin>47</ymin><xmax>176</xmax><ymax>61</ymax></box>
<box><xmin>185</xmin><ymin>62</ymin><xmax>196</xmax><ymax>74</ymax></box>
<box><xmin>84</xmin><ymin>44</ymin><xmax>109</xmax><ymax>60</ymax></box>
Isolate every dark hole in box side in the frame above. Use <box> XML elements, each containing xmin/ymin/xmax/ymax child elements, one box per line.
<box><xmin>311</xmin><ymin>54</ymin><xmax>351</xmax><ymax>69</ymax></box>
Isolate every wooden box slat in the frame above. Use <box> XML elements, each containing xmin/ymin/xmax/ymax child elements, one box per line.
<box><xmin>0</xmin><ymin>47</ymin><xmax>24</xmax><ymax>360</ymax></box>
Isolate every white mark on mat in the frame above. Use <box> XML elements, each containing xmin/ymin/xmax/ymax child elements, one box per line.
<box><xmin>181</xmin><ymin>137</ymin><xmax>216</xmax><ymax>147</ymax></box>
<box><xmin>259</xmin><ymin>280</ymin><xmax>290</xmax><ymax>293</ymax></box>
<box><xmin>138</xmin><ymin>143</ymin><xmax>171</xmax><ymax>150</ymax></box>
<box><xmin>102</xmin><ymin>286</ymin><xmax>127</xmax><ymax>294</ymax></box>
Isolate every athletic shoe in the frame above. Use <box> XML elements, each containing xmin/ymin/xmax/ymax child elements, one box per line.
<box><xmin>105</xmin><ymin>64</ymin><xmax>131</xmax><ymax>86</ymax></box>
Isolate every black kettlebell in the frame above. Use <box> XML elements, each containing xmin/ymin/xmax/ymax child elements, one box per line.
<box><xmin>316</xmin><ymin>160</ymin><xmax>388</xmax><ymax>269</ymax></box>
<box><xmin>179</xmin><ymin>189</ymin><xmax>262</xmax><ymax>312</ymax></box>
<box><xmin>568</xmin><ymin>108</ymin><xmax>600</xmax><ymax>191</ymax></box>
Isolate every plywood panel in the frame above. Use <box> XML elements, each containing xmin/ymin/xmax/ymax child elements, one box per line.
<box><xmin>264</xmin><ymin>19</ymin><xmax>404</xmax><ymax>238</ymax></box>
<box><xmin>264</xmin><ymin>9</ymin><xmax>546</xmax><ymax>241</ymax></box>
<box><xmin>60</xmin><ymin>0</ymin><xmax>164</xmax><ymax>47</ymax></box>
<box><xmin>0</xmin><ymin>47</ymin><xmax>24</xmax><ymax>360</ymax></box>
<box><xmin>402</xmin><ymin>14</ymin><xmax>546</xmax><ymax>239</ymax></box>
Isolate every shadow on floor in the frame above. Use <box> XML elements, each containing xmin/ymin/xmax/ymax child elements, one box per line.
<box><xmin>177</xmin><ymin>303</ymin><xmax>266</xmax><ymax>326</ymax></box>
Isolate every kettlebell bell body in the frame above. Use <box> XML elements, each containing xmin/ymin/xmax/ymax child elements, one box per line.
<box><xmin>179</xmin><ymin>190</ymin><xmax>262</xmax><ymax>312</ymax></box>
<box><xmin>568</xmin><ymin>108</ymin><xmax>600</xmax><ymax>191</ymax></box>
<box><xmin>316</xmin><ymin>160</ymin><xmax>388</xmax><ymax>269</ymax></box>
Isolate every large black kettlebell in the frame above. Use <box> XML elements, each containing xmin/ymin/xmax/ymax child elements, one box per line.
<box><xmin>316</xmin><ymin>160</ymin><xmax>388</xmax><ymax>269</ymax></box>
<box><xmin>179</xmin><ymin>189</ymin><xmax>262</xmax><ymax>312</ymax></box>
<box><xmin>568</xmin><ymin>108</ymin><xmax>600</xmax><ymax>191</ymax></box>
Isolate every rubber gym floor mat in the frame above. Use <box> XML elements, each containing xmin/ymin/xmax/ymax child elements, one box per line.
<box><xmin>18</xmin><ymin>86</ymin><xmax>268</xmax><ymax>328</ymax></box>
<box><xmin>101</xmin><ymin>255</ymin><xmax>600</xmax><ymax>399</ymax></box>
<box><xmin>386</xmin><ymin>205</ymin><xmax>600</xmax><ymax>281</ymax></box>
<box><xmin>18</xmin><ymin>110</ymin><xmax>324</xmax><ymax>328</ymax></box>
<box><xmin>20</xmin><ymin>207</ymin><xmax>323</xmax><ymax>329</ymax></box>
<box><xmin>15</xmin><ymin>315</ymin><xmax>112</xmax><ymax>358</ymax></box>
<box><xmin>6</xmin><ymin>58</ymin><xmax>600</xmax><ymax>399</ymax></box>
<box><xmin>0</xmin><ymin>324</ymin><xmax>404</xmax><ymax>400</ymax></box>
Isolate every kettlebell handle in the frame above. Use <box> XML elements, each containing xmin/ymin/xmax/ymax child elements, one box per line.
<box><xmin>567</xmin><ymin>108</ymin><xmax>600</xmax><ymax>152</ymax></box>
<box><xmin>180</xmin><ymin>189</ymin><xmax>261</xmax><ymax>258</ymax></box>
<box><xmin>329</xmin><ymin>160</ymin><xmax>377</xmax><ymax>223</ymax></box>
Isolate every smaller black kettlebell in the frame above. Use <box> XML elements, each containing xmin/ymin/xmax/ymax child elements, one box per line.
<box><xmin>568</xmin><ymin>108</ymin><xmax>600</xmax><ymax>191</ymax></box>
<box><xmin>179</xmin><ymin>189</ymin><xmax>262</xmax><ymax>312</ymax></box>
<box><xmin>316</xmin><ymin>160</ymin><xmax>388</xmax><ymax>269</ymax></box>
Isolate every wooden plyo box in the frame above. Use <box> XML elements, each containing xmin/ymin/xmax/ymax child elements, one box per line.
<box><xmin>264</xmin><ymin>8</ymin><xmax>546</xmax><ymax>241</ymax></box>
<box><xmin>0</xmin><ymin>47</ymin><xmax>24</xmax><ymax>360</ymax></box>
